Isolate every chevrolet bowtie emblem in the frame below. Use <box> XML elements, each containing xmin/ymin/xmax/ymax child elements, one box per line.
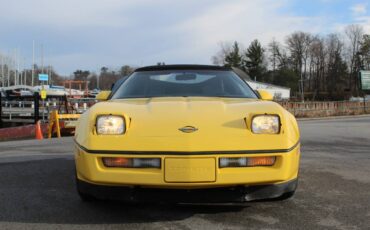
<box><xmin>179</xmin><ymin>126</ymin><xmax>198</xmax><ymax>133</ymax></box>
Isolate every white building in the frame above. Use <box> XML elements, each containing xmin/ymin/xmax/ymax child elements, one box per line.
<box><xmin>246</xmin><ymin>80</ymin><xmax>291</xmax><ymax>100</ymax></box>
<box><xmin>232</xmin><ymin>68</ymin><xmax>291</xmax><ymax>100</ymax></box>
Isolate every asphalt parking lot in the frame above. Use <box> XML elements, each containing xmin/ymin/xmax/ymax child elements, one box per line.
<box><xmin>0</xmin><ymin>116</ymin><xmax>369</xmax><ymax>230</ymax></box>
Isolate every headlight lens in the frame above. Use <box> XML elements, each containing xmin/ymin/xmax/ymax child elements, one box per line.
<box><xmin>96</xmin><ymin>115</ymin><xmax>125</xmax><ymax>135</ymax></box>
<box><xmin>251</xmin><ymin>115</ymin><xmax>280</xmax><ymax>134</ymax></box>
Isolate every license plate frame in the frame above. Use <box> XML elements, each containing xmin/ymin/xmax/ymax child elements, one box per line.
<box><xmin>164</xmin><ymin>158</ymin><xmax>216</xmax><ymax>183</ymax></box>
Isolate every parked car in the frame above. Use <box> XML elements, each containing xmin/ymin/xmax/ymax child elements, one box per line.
<box><xmin>74</xmin><ymin>65</ymin><xmax>300</xmax><ymax>203</ymax></box>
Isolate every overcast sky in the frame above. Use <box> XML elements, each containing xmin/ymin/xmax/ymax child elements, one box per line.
<box><xmin>0</xmin><ymin>0</ymin><xmax>369</xmax><ymax>75</ymax></box>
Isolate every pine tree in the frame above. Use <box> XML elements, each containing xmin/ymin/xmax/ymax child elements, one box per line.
<box><xmin>224</xmin><ymin>41</ymin><xmax>243</xmax><ymax>68</ymax></box>
<box><xmin>244</xmin><ymin>39</ymin><xmax>266</xmax><ymax>81</ymax></box>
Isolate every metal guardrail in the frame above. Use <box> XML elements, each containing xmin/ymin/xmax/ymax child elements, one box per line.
<box><xmin>0</xmin><ymin>94</ymin><xmax>97</xmax><ymax>127</ymax></box>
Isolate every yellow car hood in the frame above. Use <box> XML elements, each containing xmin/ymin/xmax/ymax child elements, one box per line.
<box><xmin>75</xmin><ymin>97</ymin><xmax>299</xmax><ymax>152</ymax></box>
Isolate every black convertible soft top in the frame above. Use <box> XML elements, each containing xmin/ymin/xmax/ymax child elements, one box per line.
<box><xmin>135</xmin><ymin>64</ymin><xmax>232</xmax><ymax>72</ymax></box>
<box><xmin>134</xmin><ymin>65</ymin><xmax>251</xmax><ymax>81</ymax></box>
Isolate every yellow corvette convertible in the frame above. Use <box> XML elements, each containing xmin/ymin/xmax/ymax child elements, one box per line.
<box><xmin>74</xmin><ymin>65</ymin><xmax>300</xmax><ymax>203</ymax></box>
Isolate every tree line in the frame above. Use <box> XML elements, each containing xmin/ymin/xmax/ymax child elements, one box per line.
<box><xmin>3</xmin><ymin>24</ymin><xmax>368</xmax><ymax>100</ymax></box>
<box><xmin>71</xmin><ymin>65</ymin><xmax>134</xmax><ymax>90</ymax></box>
<box><xmin>0</xmin><ymin>61</ymin><xmax>64</xmax><ymax>87</ymax></box>
<box><xmin>212</xmin><ymin>24</ymin><xmax>370</xmax><ymax>100</ymax></box>
<box><xmin>0</xmin><ymin>53</ymin><xmax>135</xmax><ymax>90</ymax></box>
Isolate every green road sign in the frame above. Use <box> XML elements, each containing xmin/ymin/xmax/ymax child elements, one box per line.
<box><xmin>360</xmin><ymin>71</ymin><xmax>370</xmax><ymax>90</ymax></box>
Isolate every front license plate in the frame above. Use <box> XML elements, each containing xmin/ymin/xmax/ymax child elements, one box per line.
<box><xmin>164</xmin><ymin>158</ymin><xmax>216</xmax><ymax>183</ymax></box>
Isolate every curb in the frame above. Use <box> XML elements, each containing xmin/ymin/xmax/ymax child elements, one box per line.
<box><xmin>297</xmin><ymin>114</ymin><xmax>370</xmax><ymax>121</ymax></box>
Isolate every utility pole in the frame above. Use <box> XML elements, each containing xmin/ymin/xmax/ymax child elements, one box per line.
<box><xmin>1</xmin><ymin>54</ymin><xmax>4</xmax><ymax>87</ymax></box>
<box><xmin>20</xmin><ymin>57</ymin><xmax>23</xmax><ymax>85</ymax></box>
<box><xmin>13</xmin><ymin>49</ymin><xmax>17</xmax><ymax>86</ymax></box>
<box><xmin>17</xmin><ymin>49</ymin><xmax>20</xmax><ymax>85</ymax></box>
<box><xmin>47</xmin><ymin>65</ymin><xmax>50</xmax><ymax>85</ymax></box>
<box><xmin>300</xmin><ymin>66</ymin><xmax>304</xmax><ymax>102</ymax></box>
<box><xmin>7</xmin><ymin>55</ymin><xmax>10</xmax><ymax>87</ymax></box>
<box><xmin>40</xmin><ymin>43</ymin><xmax>44</xmax><ymax>87</ymax></box>
<box><xmin>32</xmin><ymin>40</ymin><xmax>35</xmax><ymax>86</ymax></box>
<box><xmin>41</xmin><ymin>44</ymin><xmax>44</xmax><ymax>74</ymax></box>
<box><xmin>97</xmin><ymin>68</ymin><xmax>100</xmax><ymax>89</ymax></box>
<box><xmin>49</xmin><ymin>65</ymin><xmax>52</xmax><ymax>85</ymax></box>
<box><xmin>23</xmin><ymin>57</ymin><xmax>27</xmax><ymax>85</ymax></box>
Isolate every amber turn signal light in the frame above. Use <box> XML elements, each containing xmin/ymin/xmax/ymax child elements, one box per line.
<box><xmin>219</xmin><ymin>156</ymin><xmax>276</xmax><ymax>168</ymax></box>
<box><xmin>247</xmin><ymin>157</ymin><xmax>276</xmax><ymax>166</ymax></box>
<box><xmin>102</xmin><ymin>157</ymin><xmax>161</xmax><ymax>168</ymax></box>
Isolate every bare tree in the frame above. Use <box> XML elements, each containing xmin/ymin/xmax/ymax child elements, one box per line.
<box><xmin>211</xmin><ymin>42</ymin><xmax>233</xmax><ymax>66</ymax></box>
<box><xmin>345</xmin><ymin>24</ymin><xmax>364</xmax><ymax>94</ymax></box>
<box><xmin>209</xmin><ymin>25</ymin><xmax>368</xmax><ymax>100</ymax></box>
<box><xmin>88</xmin><ymin>73</ymin><xmax>98</xmax><ymax>89</ymax></box>
<box><xmin>120</xmin><ymin>65</ymin><xmax>134</xmax><ymax>77</ymax></box>
<box><xmin>286</xmin><ymin>31</ymin><xmax>312</xmax><ymax>101</ymax></box>
<box><xmin>268</xmin><ymin>38</ymin><xmax>280</xmax><ymax>73</ymax></box>
<box><xmin>359</xmin><ymin>34</ymin><xmax>370</xmax><ymax>70</ymax></box>
<box><xmin>309</xmin><ymin>36</ymin><xmax>326</xmax><ymax>99</ymax></box>
<box><xmin>325</xmin><ymin>34</ymin><xmax>347</xmax><ymax>98</ymax></box>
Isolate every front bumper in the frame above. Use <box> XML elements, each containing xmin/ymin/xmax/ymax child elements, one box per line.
<box><xmin>76</xmin><ymin>177</ymin><xmax>298</xmax><ymax>203</ymax></box>
<box><xmin>75</xmin><ymin>143</ymin><xmax>300</xmax><ymax>189</ymax></box>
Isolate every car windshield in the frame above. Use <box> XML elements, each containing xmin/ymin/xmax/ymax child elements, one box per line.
<box><xmin>111</xmin><ymin>70</ymin><xmax>257</xmax><ymax>99</ymax></box>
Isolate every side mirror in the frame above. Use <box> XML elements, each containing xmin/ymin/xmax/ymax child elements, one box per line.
<box><xmin>95</xmin><ymin>91</ymin><xmax>111</xmax><ymax>101</ymax></box>
<box><xmin>257</xmin><ymin>89</ymin><xmax>273</xmax><ymax>101</ymax></box>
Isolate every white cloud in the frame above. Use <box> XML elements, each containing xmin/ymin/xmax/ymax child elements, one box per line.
<box><xmin>350</xmin><ymin>3</ymin><xmax>367</xmax><ymax>16</ymax></box>
<box><xmin>0</xmin><ymin>0</ymin><xmax>362</xmax><ymax>74</ymax></box>
<box><xmin>348</xmin><ymin>3</ymin><xmax>370</xmax><ymax>34</ymax></box>
<box><xmin>52</xmin><ymin>0</ymin><xmax>323</xmax><ymax>72</ymax></box>
<box><xmin>0</xmin><ymin>0</ymin><xmax>156</xmax><ymax>28</ymax></box>
<box><xmin>161</xmin><ymin>0</ymin><xmax>324</xmax><ymax>64</ymax></box>
<box><xmin>354</xmin><ymin>16</ymin><xmax>370</xmax><ymax>33</ymax></box>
